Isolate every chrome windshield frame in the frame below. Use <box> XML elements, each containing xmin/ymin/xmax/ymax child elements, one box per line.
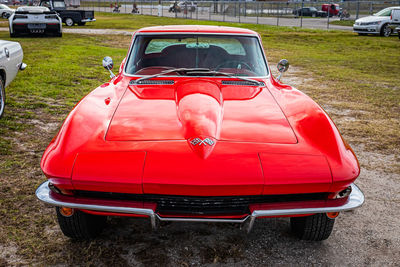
<box><xmin>122</xmin><ymin>32</ymin><xmax>271</xmax><ymax>80</ymax></box>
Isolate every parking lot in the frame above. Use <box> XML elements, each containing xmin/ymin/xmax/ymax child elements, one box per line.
<box><xmin>0</xmin><ymin>11</ymin><xmax>399</xmax><ymax>266</ymax></box>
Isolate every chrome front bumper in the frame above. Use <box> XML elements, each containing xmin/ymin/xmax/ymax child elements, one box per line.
<box><xmin>35</xmin><ymin>181</ymin><xmax>364</xmax><ymax>232</ymax></box>
<box><xmin>353</xmin><ymin>25</ymin><xmax>380</xmax><ymax>34</ymax></box>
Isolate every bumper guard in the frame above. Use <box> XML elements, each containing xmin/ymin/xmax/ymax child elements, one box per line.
<box><xmin>35</xmin><ymin>181</ymin><xmax>364</xmax><ymax>232</ymax></box>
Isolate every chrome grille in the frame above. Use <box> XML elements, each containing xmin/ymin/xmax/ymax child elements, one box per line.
<box><xmin>75</xmin><ymin>191</ymin><xmax>328</xmax><ymax>215</ymax></box>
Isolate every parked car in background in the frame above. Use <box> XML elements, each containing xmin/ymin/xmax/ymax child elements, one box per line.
<box><xmin>8</xmin><ymin>6</ymin><xmax>62</xmax><ymax>37</ymax></box>
<box><xmin>169</xmin><ymin>1</ymin><xmax>197</xmax><ymax>13</ymax></box>
<box><xmin>389</xmin><ymin>8</ymin><xmax>400</xmax><ymax>32</ymax></box>
<box><xmin>395</xmin><ymin>26</ymin><xmax>400</xmax><ymax>39</ymax></box>
<box><xmin>0</xmin><ymin>4</ymin><xmax>14</xmax><ymax>18</ymax></box>
<box><xmin>39</xmin><ymin>0</ymin><xmax>95</xmax><ymax>26</ymax></box>
<box><xmin>292</xmin><ymin>7</ymin><xmax>327</xmax><ymax>17</ymax></box>
<box><xmin>322</xmin><ymin>3</ymin><xmax>339</xmax><ymax>16</ymax></box>
<box><xmin>177</xmin><ymin>1</ymin><xmax>197</xmax><ymax>12</ymax></box>
<box><xmin>353</xmin><ymin>6</ymin><xmax>400</xmax><ymax>36</ymax></box>
<box><xmin>36</xmin><ymin>25</ymin><xmax>364</xmax><ymax>241</ymax></box>
<box><xmin>0</xmin><ymin>40</ymin><xmax>25</xmax><ymax>118</ymax></box>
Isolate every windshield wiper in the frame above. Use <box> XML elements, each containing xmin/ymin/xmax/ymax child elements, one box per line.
<box><xmin>134</xmin><ymin>68</ymin><xmax>210</xmax><ymax>84</ymax></box>
<box><xmin>186</xmin><ymin>70</ymin><xmax>264</xmax><ymax>86</ymax></box>
<box><xmin>133</xmin><ymin>68</ymin><xmax>264</xmax><ymax>87</ymax></box>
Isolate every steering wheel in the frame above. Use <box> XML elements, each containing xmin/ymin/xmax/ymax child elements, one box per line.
<box><xmin>215</xmin><ymin>60</ymin><xmax>252</xmax><ymax>71</ymax></box>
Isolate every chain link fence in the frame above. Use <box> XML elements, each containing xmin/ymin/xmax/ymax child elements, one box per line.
<box><xmin>75</xmin><ymin>0</ymin><xmax>400</xmax><ymax>29</ymax></box>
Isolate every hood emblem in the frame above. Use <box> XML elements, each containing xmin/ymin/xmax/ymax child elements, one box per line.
<box><xmin>188</xmin><ymin>136</ymin><xmax>217</xmax><ymax>159</ymax></box>
<box><xmin>190</xmin><ymin>137</ymin><xmax>215</xmax><ymax>146</ymax></box>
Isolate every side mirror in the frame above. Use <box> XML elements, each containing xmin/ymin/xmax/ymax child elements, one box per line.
<box><xmin>102</xmin><ymin>56</ymin><xmax>114</xmax><ymax>70</ymax></box>
<box><xmin>19</xmin><ymin>62</ymin><xmax>27</xmax><ymax>71</ymax></box>
<box><xmin>102</xmin><ymin>56</ymin><xmax>115</xmax><ymax>78</ymax></box>
<box><xmin>277</xmin><ymin>59</ymin><xmax>289</xmax><ymax>81</ymax></box>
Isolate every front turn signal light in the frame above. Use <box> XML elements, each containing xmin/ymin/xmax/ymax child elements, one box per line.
<box><xmin>326</xmin><ymin>212</ymin><xmax>339</xmax><ymax>219</ymax></box>
<box><xmin>59</xmin><ymin>207</ymin><xmax>74</xmax><ymax>217</ymax></box>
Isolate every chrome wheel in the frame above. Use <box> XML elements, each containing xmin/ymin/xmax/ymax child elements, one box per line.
<box><xmin>65</xmin><ymin>18</ymin><xmax>74</xmax><ymax>26</ymax></box>
<box><xmin>381</xmin><ymin>24</ymin><xmax>391</xmax><ymax>37</ymax></box>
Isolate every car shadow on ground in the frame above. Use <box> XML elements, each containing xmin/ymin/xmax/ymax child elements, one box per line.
<box><xmin>56</xmin><ymin>216</ymin><xmax>335</xmax><ymax>265</ymax></box>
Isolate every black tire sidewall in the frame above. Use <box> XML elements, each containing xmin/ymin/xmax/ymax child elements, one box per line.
<box><xmin>381</xmin><ymin>24</ymin><xmax>391</xmax><ymax>37</ymax></box>
<box><xmin>56</xmin><ymin>207</ymin><xmax>107</xmax><ymax>239</ymax></box>
<box><xmin>290</xmin><ymin>213</ymin><xmax>335</xmax><ymax>241</ymax></box>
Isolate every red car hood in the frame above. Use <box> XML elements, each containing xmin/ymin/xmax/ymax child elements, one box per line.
<box><xmin>106</xmin><ymin>79</ymin><xmax>297</xmax><ymax>154</ymax></box>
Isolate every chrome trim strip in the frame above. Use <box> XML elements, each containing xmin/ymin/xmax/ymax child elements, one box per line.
<box><xmin>247</xmin><ymin>183</ymin><xmax>364</xmax><ymax>232</ymax></box>
<box><xmin>122</xmin><ymin>32</ymin><xmax>270</xmax><ymax>79</ymax></box>
<box><xmin>35</xmin><ymin>181</ymin><xmax>364</xmax><ymax>233</ymax></box>
<box><xmin>135</xmin><ymin>32</ymin><xmax>258</xmax><ymax>36</ymax></box>
<box><xmin>156</xmin><ymin>214</ymin><xmax>249</xmax><ymax>223</ymax></box>
<box><xmin>251</xmin><ymin>183</ymin><xmax>364</xmax><ymax>217</ymax></box>
<box><xmin>35</xmin><ymin>181</ymin><xmax>157</xmax><ymax>228</ymax></box>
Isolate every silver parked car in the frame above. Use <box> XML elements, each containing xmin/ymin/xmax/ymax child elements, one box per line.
<box><xmin>0</xmin><ymin>4</ymin><xmax>14</xmax><ymax>19</ymax></box>
<box><xmin>8</xmin><ymin>6</ymin><xmax>62</xmax><ymax>37</ymax></box>
<box><xmin>353</xmin><ymin>6</ymin><xmax>400</xmax><ymax>36</ymax></box>
<box><xmin>0</xmin><ymin>40</ymin><xmax>26</xmax><ymax>118</ymax></box>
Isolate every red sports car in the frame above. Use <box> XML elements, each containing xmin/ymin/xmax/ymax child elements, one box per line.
<box><xmin>36</xmin><ymin>25</ymin><xmax>364</xmax><ymax>241</ymax></box>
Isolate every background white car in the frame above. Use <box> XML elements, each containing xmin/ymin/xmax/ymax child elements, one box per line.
<box><xmin>353</xmin><ymin>6</ymin><xmax>400</xmax><ymax>37</ymax></box>
<box><xmin>8</xmin><ymin>6</ymin><xmax>62</xmax><ymax>37</ymax></box>
<box><xmin>389</xmin><ymin>8</ymin><xmax>400</xmax><ymax>32</ymax></box>
<box><xmin>0</xmin><ymin>40</ymin><xmax>25</xmax><ymax>118</ymax></box>
<box><xmin>0</xmin><ymin>4</ymin><xmax>14</xmax><ymax>19</ymax></box>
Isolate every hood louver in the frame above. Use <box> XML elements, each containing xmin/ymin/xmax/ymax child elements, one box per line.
<box><xmin>130</xmin><ymin>80</ymin><xmax>175</xmax><ymax>85</ymax></box>
<box><xmin>222</xmin><ymin>80</ymin><xmax>264</xmax><ymax>86</ymax></box>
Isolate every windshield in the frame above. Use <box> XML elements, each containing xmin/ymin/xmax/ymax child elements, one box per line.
<box><xmin>125</xmin><ymin>34</ymin><xmax>269</xmax><ymax>77</ymax></box>
<box><xmin>53</xmin><ymin>1</ymin><xmax>66</xmax><ymax>8</ymax></box>
<box><xmin>374</xmin><ymin>7</ymin><xmax>393</xmax><ymax>16</ymax></box>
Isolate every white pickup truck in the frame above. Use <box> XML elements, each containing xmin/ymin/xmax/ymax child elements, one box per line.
<box><xmin>0</xmin><ymin>40</ymin><xmax>26</xmax><ymax>118</ymax></box>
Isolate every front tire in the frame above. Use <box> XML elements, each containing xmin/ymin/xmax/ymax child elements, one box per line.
<box><xmin>65</xmin><ymin>17</ymin><xmax>74</xmax><ymax>26</ymax></box>
<box><xmin>290</xmin><ymin>213</ymin><xmax>335</xmax><ymax>241</ymax></box>
<box><xmin>1</xmin><ymin>12</ymin><xmax>7</xmax><ymax>19</ymax></box>
<box><xmin>56</xmin><ymin>207</ymin><xmax>107</xmax><ymax>239</ymax></box>
<box><xmin>380</xmin><ymin>23</ymin><xmax>391</xmax><ymax>37</ymax></box>
<box><xmin>0</xmin><ymin>77</ymin><xmax>5</xmax><ymax>118</ymax></box>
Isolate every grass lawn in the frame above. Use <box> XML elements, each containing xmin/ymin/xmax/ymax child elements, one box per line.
<box><xmin>0</xmin><ymin>14</ymin><xmax>399</xmax><ymax>265</ymax></box>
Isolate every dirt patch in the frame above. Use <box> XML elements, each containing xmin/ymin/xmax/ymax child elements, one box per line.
<box><xmin>0</xmin><ymin>243</ymin><xmax>29</xmax><ymax>266</ymax></box>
